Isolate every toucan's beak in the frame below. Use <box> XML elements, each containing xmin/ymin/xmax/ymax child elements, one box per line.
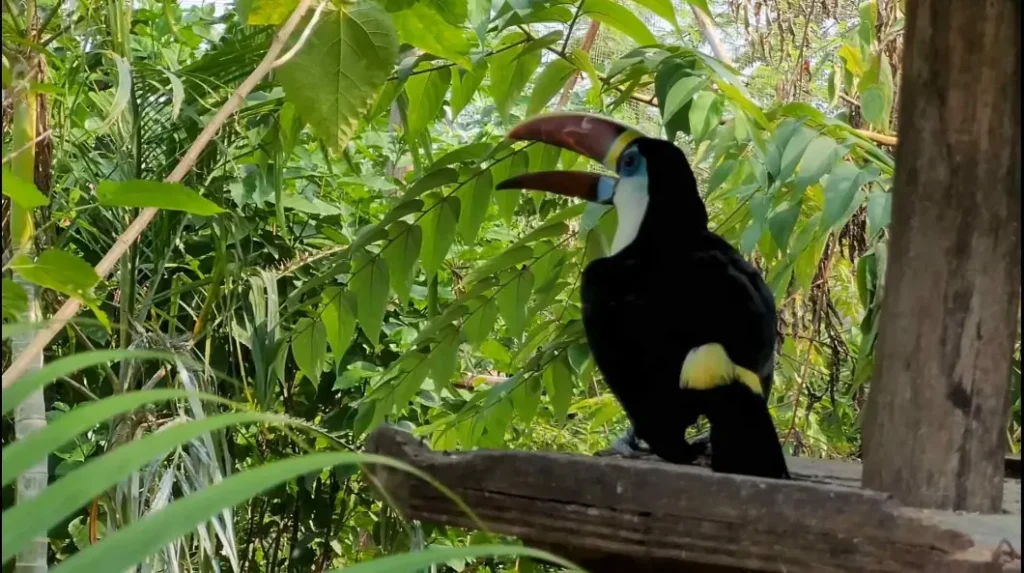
<box><xmin>495</xmin><ymin>170</ymin><xmax>615</xmax><ymax>204</ymax></box>
<box><xmin>506</xmin><ymin>112</ymin><xmax>643</xmax><ymax>170</ymax></box>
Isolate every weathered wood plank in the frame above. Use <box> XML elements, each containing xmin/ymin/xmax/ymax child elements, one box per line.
<box><xmin>860</xmin><ymin>0</ymin><xmax>1021</xmax><ymax>513</ymax></box>
<box><xmin>366</xmin><ymin>427</ymin><xmax>1021</xmax><ymax>573</ymax></box>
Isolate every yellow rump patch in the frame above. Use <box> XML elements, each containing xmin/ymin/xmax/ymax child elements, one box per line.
<box><xmin>679</xmin><ymin>343</ymin><xmax>762</xmax><ymax>396</ymax></box>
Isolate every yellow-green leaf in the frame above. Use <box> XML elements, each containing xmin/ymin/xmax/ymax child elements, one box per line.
<box><xmin>405</xmin><ymin>67</ymin><xmax>451</xmax><ymax>135</ymax></box>
<box><xmin>1</xmin><ymin>168</ymin><xmax>48</xmax><ymax>208</ymax></box>
<box><xmin>582</xmin><ymin>0</ymin><xmax>657</xmax><ymax>45</ymax></box>
<box><xmin>497</xmin><ymin>269</ymin><xmax>534</xmax><ymax>337</ymax></box>
<box><xmin>381</xmin><ymin>221</ymin><xmax>422</xmax><ymax>304</ymax></box>
<box><xmin>393</xmin><ymin>3</ymin><xmax>473</xmax><ymax>69</ymax></box>
<box><xmin>458</xmin><ymin>170</ymin><xmax>492</xmax><ymax>242</ymax></box>
<box><xmin>96</xmin><ymin>180</ymin><xmax>224</xmax><ymax>215</ymax></box>
<box><xmin>350</xmin><ymin>253</ymin><xmax>390</xmax><ymax>346</ymax></box>
<box><xmin>450</xmin><ymin>59</ymin><xmax>487</xmax><ymax>118</ymax></box>
<box><xmin>292</xmin><ymin>318</ymin><xmax>327</xmax><ymax>380</ymax></box>
<box><xmin>419</xmin><ymin>193</ymin><xmax>460</xmax><ymax>278</ymax></box>
<box><xmin>322</xmin><ymin>288</ymin><xmax>357</xmax><ymax>363</ymax></box>
<box><xmin>527</xmin><ymin>59</ymin><xmax>575</xmax><ymax>116</ymax></box>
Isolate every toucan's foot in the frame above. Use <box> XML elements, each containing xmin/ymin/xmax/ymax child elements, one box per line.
<box><xmin>595</xmin><ymin>426</ymin><xmax>652</xmax><ymax>458</ymax></box>
<box><xmin>690</xmin><ymin>432</ymin><xmax>712</xmax><ymax>458</ymax></box>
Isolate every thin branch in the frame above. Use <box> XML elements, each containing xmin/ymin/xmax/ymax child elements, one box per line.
<box><xmin>271</xmin><ymin>0</ymin><xmax>327</xmax><ymax>68</ymax></box>
<box><xmin>2</xmin><ymin>0</ymin><xmax>318</xmax><ymax>390</ymax></box>
<box><xmin>1</xmin><ymin>128</ymin><xmax>51</xmax><ymax>165</ymax></box>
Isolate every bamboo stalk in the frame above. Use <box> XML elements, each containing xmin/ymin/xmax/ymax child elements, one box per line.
<box><xmin>1</xmin><ymin>0</ymin><xmax>318</xmax><ymax>389</ymax></box>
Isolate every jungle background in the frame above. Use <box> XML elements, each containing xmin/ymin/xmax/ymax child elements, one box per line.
<box><xmin>1</xmin><ymin>0</ymin><xmax>1020</xmax><ymax>570</ymax></box>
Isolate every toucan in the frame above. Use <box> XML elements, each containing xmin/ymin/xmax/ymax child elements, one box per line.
<box><xmin>496</xmin><ymin>113</ymin><xmax>789</xmax><ymax>479</ymax></box>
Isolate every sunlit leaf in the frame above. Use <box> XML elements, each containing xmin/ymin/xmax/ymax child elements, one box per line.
<box><xmin>768</xmin><ymin>201</ymin><xmax>802</xmax><ymax>254</ymax></box>
<box><xmin>96</xmin><ymin>180</ymin><xmax>224</xmax><ymax>215</ymax></box>
<box><xmin>626</xmin><ymin>0</ymin><xmax>675</xmax><ymax>26</ymax></box>
<box><xmin>777</xmin><ymin>125</ymin><xmax>817</xmax><ymax>184</ymax></box>
<box><xmin>405</xmin><ymin>67</ymin><xmax>452</xmax><ymax>135</ymax></box>
<box><xmin>425</xmin><ymin>0</ymin><xmax>468</xmax><ymax>26</ymax></box>
<box><xmin>489</xmin><ymin>32</ymin><xmax>541</xmax><ymax>121</ymax></box>
<box><xmin>527</xmin><ymin>59</ymin><xmax>575</xmax><ymax>116</ymax></box>
<box><xmin>661</xmin><ymin>76</ymin><xmax>704</xmax><ymax>128</ymax></box>
<box><xmin>467</xmin><ymin>245</ymin><xmax>534</xmax><ymax>283</ymax></box>
<box><xmin>1</xmin><ymin>168</ymin><xmax>48</xmax><ymax>208</ymax></box>
<box><xmin>1</xmin><ymin>278</ymin><xmax>28</xmax><ymax>319</ymax></box>
<box><xmin>350</xmin><ymin>252</ymin><xmax>390</xmax><ymax>346</ymax></box>
<box><xmin>687</xmin><ymin>91</ymin><xmax>723</xmax><ymax>142</ymax></box>
<box><xmin>240</xmin><ymin>0</ymin><xmax>298</xmax><ymax>24</ymax></box>
<box><xmin>277</xmin><ymin>3</ymin><xmax>399</xmax><ymax>150</ymax></box>
<box><xmin>9</xmin><ymin>249</ymin><xmax>100</xmax><ymax>305</ymax></box>
<box><xmin>322</xmin><ymin>288</ymin><xmax>358</xmax><ymax>363</ymax></box>
<box><xmin>458</xmin><ymin>170</ymin><xmax>493</xmax><ymax>242</ymax></box>
<box><xmin>821</xmin><ymin>162</ymin><xmax>879</xmax><ymax>231</ymax></box>
<box><xmin>450</xmin><ymin>59</ymin><xmax>487</xmax><ymax>118</ymax></box>
<box><xmin>582</xmin><ymin>0</ymin><xmax>657</xmax><ymax>45</ymax></box>
<box><xmin>393</xmin><ymin>4</ymin><xmax>473</xmax><ymax>69</ymax></box>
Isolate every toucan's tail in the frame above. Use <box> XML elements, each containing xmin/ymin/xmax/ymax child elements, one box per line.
<box><xmin>702</xmin><ymin>381</ymin><xmax>790</xmax><ymax>480</ymax></box>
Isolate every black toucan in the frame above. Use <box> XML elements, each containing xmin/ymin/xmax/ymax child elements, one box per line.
<box><xmin>496</xmin><ymin>113</ymin><xmax>789</xmax><ymax>479</ymax></box>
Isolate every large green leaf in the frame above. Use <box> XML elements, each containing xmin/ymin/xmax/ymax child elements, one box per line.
<box><xmin>661</xmin><ymin>76</ymin><xmax>704</xmax><ymax>128</ymax></box>
<box><xmin>768</xmin><ymin>201</ymin><xmax>802</xmax><ymax>254</ymax></box>
<box><xmin>9</xmin><ymin>249</ymin><xmax>100</xmax><ymax>305</ymax></box>
<box><xmin>96</xmin><ymin>180</ymin><xmax>224</xmax><ymax>215</ymax></box>
<box><xmin>821</xmin><ymin>162</ymin><xmax>879</xmax><ymax>231</ymax></box>
<box><xmin>1</xmin><ymin>389</ymin><xmax>231</xmax><ymax>488</ymax></box>
<box><xmin>406</xmin><ymin>167</ymin><xmax>459</xmax><ymax>200</ymax></box>
<box><xmin>292</xmin><ymin>318</ymin><xmax>327</xmax><ymax>380</ymax></box>
<box><xmin>527</xmin><ymin>59</ymin><xmax>575</xmax><ymax>116</ymax></box>
<box><xmin>450</xmin><ymin>59</ymin><xmax>488</xmax><ymax>117</ymax></box>
<box><xmin>510</xmin><ymin>375</ymin><xmax>542</xmax><ymax>425</ymax></box>
<box><xmin>496</xmin><ymin>152</ymin><xmax>528</xmax><ymax>222</ymax></box>
<box><xmin>45</xmin><ymin>453</ymin><xmax>429</xmax><ymax>573</ymax></box>
<box><xmin>626</xmin><ymin>0</ymin><xmax>675</xmax><ymax>25</ymax></box>
<box><xmin>430</xmin><ymin>326</ymin><xmax>461</xmax><ymax>388</ymax></box>
<box><xmin>467</xmin><ymin>245</ymin><xmax>534</xmax><ymax>283</ymax></box>
<box><xmin>464</xmin><ymin>297</ymin><xmax>500</xmax><ymax>346</ymax></box>
<box><xmin>321</xmin><ymin>288</ymin><xmax>358</xmax><ymax>362</ymax></box>
<box><xmin>687</xmin><ymin>90</ymin><xmax>723</xmax><ymax>142</ymax></box>
<box><xmin>350</xmin><ymin>252</ymin><xmax>391</xmax><ymax>346</ymax></box>
<box><xmin>393</xmin><ymin>3</ymin><xmax>473</xmax><ymax>69</ymax></box>
<box><xmin>405</xmin><ymin>67</ymin><xmax>452</xmax><ymax>134</ymax></box>
<box><xmin>497</xmin><ymin>269</ymin><xmax>534</xmax><ymax>337</ymax></box>
<box><xmin>544</xmin><ymin>354</ymin><xmax>574</xmax><ymax>422</ymax></box>
<box><xmin>425</xmin><ymin>0</ymin><xmax>468</xmax><ymax>25</ymax></box>
<box><xmin>381</xmin><ymin>221</ymin><xmax>423</xmax><ymax>303</ymax></box>
<box><xmin>866</xmin><ymin>190</ymin><xmax>892</xmax><ymax>238</ymax></box>
<box><xmin>1</xmin><ymin>168</ymin><xmax>48</xmax><ymax>208</ymax></box>
<box><xmin>777</xmin><ymin>125</ymin><xmax>818</xmax><ymax>184</ymax></box>
<box><xmin>582</xmin><ymin>0</ymin><xmax>657</xmax><ymax>45</ymax></box>
<box><xmin>419</xmin><ymin>193</ymin><xmax>460</xmax><ymax>278</ymax></box>
<box><xmin>239</xmin><ymin>0</ymin><xmax>298</xmax><ymax>24</ymax></box>
<box><xmin>458</xmin><ymin>169</ymin><xmax>493</xmax><ymax>242</ymax></box>
<box><xmin>792</xmin><ymin>136</ymin><xmax>840</xmax><ymax>192</ymax></box>
<box><xmin>277</xmin><ymin>2</ymin><xmax>399</xmax><ymax>150</ymax></box>
<box><xmin>488</xmin><ymin>32</ymin><xmax>542</xmax><ymax>121</ymax></box>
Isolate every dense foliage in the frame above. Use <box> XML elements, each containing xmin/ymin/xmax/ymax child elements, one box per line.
<box><xmin>2</xmin><ymin>0</ymin><xmax>1020</xmax><ymax>571</ymax></box>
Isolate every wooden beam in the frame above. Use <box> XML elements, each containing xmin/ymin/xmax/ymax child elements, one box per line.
<box><xmin>861</xmin><ymin>0</ymin><xmax>1021</xmax><ymax>512</ymax></box>
<box><xmin>365</xmin><ymin>427</ymin><xmax>1021</xmax><ymax>573</ymax></box>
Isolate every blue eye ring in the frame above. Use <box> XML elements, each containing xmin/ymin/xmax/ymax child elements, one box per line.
<box><xmin>619</xmin><ymin>148</ymin><xmax>642</xmax><ymax>176</ymax></box>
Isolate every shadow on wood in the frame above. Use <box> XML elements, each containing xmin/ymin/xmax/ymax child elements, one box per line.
<box><xmin>365</xmin><ymin>426</ymin><xmax>1022</xmax><ymax>573</ymax></box>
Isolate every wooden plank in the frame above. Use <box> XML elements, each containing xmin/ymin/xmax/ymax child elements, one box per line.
<box><xmin>860</xmin><ymin>0</ymin><xmax>1021</xmax><ymax>513</ymax></box>
<box><xmin>366</xmin><ymin>427</ymin><xmax>1021</xmax><ymax>573</ymax></box>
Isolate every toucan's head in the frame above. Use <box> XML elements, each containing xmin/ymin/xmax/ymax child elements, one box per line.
<box><xmin>496</xmin><ymin>113</ymin><xmax>707</xmax><ymax>255</ymax></box>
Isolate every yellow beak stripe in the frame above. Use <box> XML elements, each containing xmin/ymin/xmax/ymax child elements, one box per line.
<box><xmin>679</xmin><ymin>343</ymin><xmax>764</xmax><ymax>397</ymax></box>
<box><xmin>602</xmin><ymin>129</ymin><xmax>643</xmax><ymax>170</ymax></box>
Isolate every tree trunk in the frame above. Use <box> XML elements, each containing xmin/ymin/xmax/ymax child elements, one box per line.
<box><xmin>861</xmin><ymin>0</ymin><xmax>1021</xmax><ymax>512</ymax></box>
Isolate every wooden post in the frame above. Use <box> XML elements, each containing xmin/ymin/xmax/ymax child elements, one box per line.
<box><xmin>861</xmin><ymin>0</ymin><xmax>1021</xmax><ymax>512</ymax></box>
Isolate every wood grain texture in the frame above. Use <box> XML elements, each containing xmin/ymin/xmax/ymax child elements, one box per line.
<box><xmin>366</xmin><ymin>426</ymin><xmax>1021</xmax><ymax>573</ymax></box>
<box><xmin>860</xmin><ymin>0</ymin><xmax>1021</xmax><ymax>513</ymax></box>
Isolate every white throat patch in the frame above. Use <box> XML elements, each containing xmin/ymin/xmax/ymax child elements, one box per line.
<box><xmin>609</xmin><ymin>175</ymin><xmax>649</xmax><ymax>256</ymax></box>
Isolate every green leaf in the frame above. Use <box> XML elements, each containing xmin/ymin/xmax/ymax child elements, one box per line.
<box><xmin>543</xmin><ymin>354</ymin><xmax>573</xmax><ymax>423</ymax></box>
<box><xmin>381</xmin><ymin>221</ymin><xmax>423</xmax><ymax>304</ymax></box>
<box><xmin>569</xmin><ymin>49</ymin><xmax>603</xmax><ymax>107</ymax></box>
<box><xmin>425</xmin><ymin>0</ymin><xmax>468</xmax><ymax>26</ymax></box>
<box><xmin>405</xmin><ymin>67</ymin><xmax>451</xmax><ymax>135</ymax></box>
<box><xmin>685</xmin><ymin>0</ymin><xmax>713</xmax><ymax>19</ymax></box>
<box><xmin>792</xmin><ymin>135</ymin><xmax>840</xmax><ymax>192</ymax></box>
<box><xmin>2</xmin><ymin>350</ymin><xmax>176</xmax><ymax>417</ymax></box>
<box><xmin>687</xmin><ymin>91</ymin><xmax>723</xmax><ymax>142</ymax></box>
<box><xmin>497</xmin><ymin>269</ymin><xmax>534</xmax><ymax>337</ymax></box>
<box><xmin>292</xmin><ymin>318</ymin><xmax>328</xmax><ymax>380</ymax></box>
<box><xmin>96</xmin><ymin>180</ymin><xmax>223</xmax><ymax>215</ymax></box>
<box><xmin>419</xmin><ymin>193</ymin><xmax>460</xmax><ymax>278</ymax></box>
<box><xmin>468</xmin><ymin>245</ymin><xmax>534</xmax><ymax>283</ymax></box>
<box><xmin>464</xmin><ymin>297</ymin><xmax>500</xmax><ymax>346</ymax></box>
<box><xmin>1</xmin><ymin>168</ymin><xmax>48</xmax><ymax>208</ymax></box>
<box><xmin>458</xmin><ymin>170</ymin><xmax>493</xmax><ymax>242</ymax></box>
<box><xmin>582</xmin><ymin>0</ymin><xmax>657</xmax><ymax>45</ymax></box>
<box><xmin>768</xmin><ymin>202</ymin><xmax>802</xmax><ymax>254</ymax></box>
<box><xmin>393</xmin><ymin>3</ymin><xmax>473</xmax><ymax>69</ymax></box>
<box><xmin>777</xmin><ymin>125</ymin><xmax>817</xmax><ymax>183</ymax></box>
<box><xmin>406</xmin><ymin>167</ymin><xmax>459</xmax><ymax>200</ymax></box>
<box><xmin>661</xmin><ymin>76</ymin><xmax>704</xmax><ymax>128</ymax></box>
<box><xmin>626</xmin><ymin>0</ymin><xmax>675</xmax><ymax>25</ymax></box>
<box><xmin>450</xmin><ymin>59</ymin><xmax>487</xmax><ymax>118</ymax></box>
<box><xmin>42</xmin><ymin>452</ymin><xmax>428</xmax><ymax>573</ymax></box>
<box><xmin>432</xmin><ymin>142</ymin><xmax>494</xmax><ymax>169</ymax></box>
<box><xmin>379</xmin><ymin>198</ymin><xmax>425</xmax><ymax>227</ymax></box>
<box><xmin>858</xmin><ymin>0</ymin><xmax>878</xmax><ymax>50</ymax></box>
<box><xmin>707</xmin><ymin>159</ymin><xmax>735</xmax><ymax>194</ymax></box>
<box><xmin>322</xmin><ymin>288</ymin><xmax>357</xmax><ymax>362</ymax></box>
<box><xmin>350</xmin><ymin>252</ymin><xmax>390</xmax><ymax>346</ymax></box>
<box><xmin>860</xmin><ymin>86</ymin><xmax>888</xmax><ymax>130</ymax></box>
<box><xmin>496</xmin><ymin>152</ymin><xmax>528</xmax><ymax>222</ymax></box>
<box><xmin>793</xmin><ymin>222</ymin><xmax>828</xmax><ymax>293</ymax></box>
<box><xmin>527</xmin><ymin>59</ymin><xmax>575</xmax><ymax>116</ymax></box>
<box><xmin>391</xmin><ymin>352</ymin><xmax>432</xmax><ymax>410</ymax></box>
<box><xmin>430</xmin><ymin>326</ymin><xmax>461</xmax><ymax>387</ymax></box>
<box><xmin>821</xmin><ymin>163</ymin><xmax>879</xmax><ymax>231</ymax></box>
<box><xmin>277</xmin><ymin>3</ymin><xmax>399</xmax><ymax>150</ymax></box>
<box><xmin>866</xmin><ymin>190</ymin><xmax>891</xmax><ymax>238</ymax></box>
<box><xmin>1</xmin><ymin>278</ymin><xmax>27</xmax><ymax>319</ymax></box>
<box><xmin>1</xmin><ymin>389</ymin><xmax>230</xmax><ymax>489</ymax></box>
<box><xmin>240</xmin><ymin>0</ymin><xmax>298</xmax><ymax>24</ymax></box>
<box><xmin>510</xmin><ymin>375</ymin><xmax>542</xmax><ymax>425</ymax></box>
<box><xmin>489</xmin><ymin>33</ymin><xmax>542</xmax><ymax>121</ymax></box>
<box><xmin>10</xmin><ymin>249</ymin><xmax>100</xmax><ymax>305</ymax></box>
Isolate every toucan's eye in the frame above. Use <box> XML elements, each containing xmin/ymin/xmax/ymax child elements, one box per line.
<box><xmin>620</xmin><ymin>148</ymin><xmax>642</xmax><ymax>176</ymax></box>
